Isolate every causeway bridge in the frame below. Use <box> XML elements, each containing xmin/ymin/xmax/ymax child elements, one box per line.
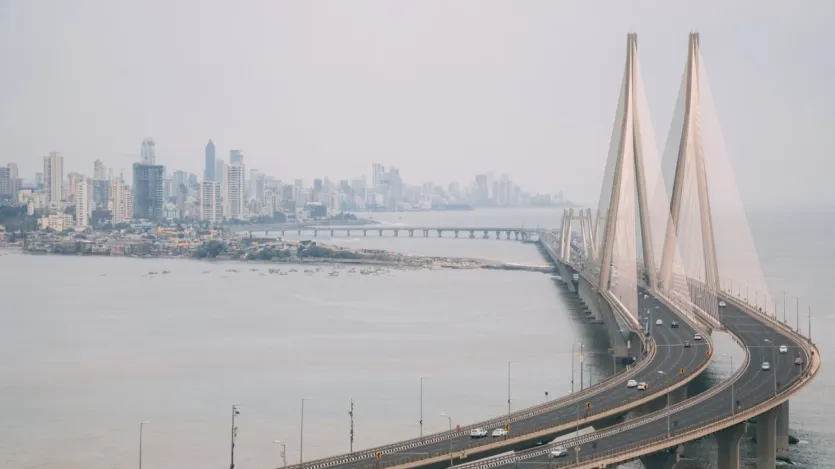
<box><xmin>252</xmin><ymin>226</ymin><xmax>536</xmax><ymax>240</ymax></box>
<box><xmin>265</xmin><ymin>33</ymin><xmax>818</xmax><ymax>469</ymax></box>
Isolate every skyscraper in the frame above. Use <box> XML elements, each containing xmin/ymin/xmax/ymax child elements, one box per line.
<box><xmin>140</xmin><ymin>139</ymin><xmax>156</xmax><ymax>165</ymax></box>
<box><xmin>132</xmin><ymin>163</ymin><xmax>165</xmax><ymax>221</ymax></box>
<box><xmin>223</xmin><ymin>164</ymin><xmax>245</xmax><ymax>220</ymax></box>
<box><xmin>215</xmin><ymin>159</ymin><xmax>225</xmax><ymax>186</ymax></box>
<box><xmin>200</xmin><ymin>181</ymin><xmax>222</xmax><ymax>223</ymax></box>
<box><xmin>43</xmin><ymin>152</ymin><xmax>64</xmax><ymax>203</ymax></box>
<box><xmin>0</xmin><ymin>167</ymin><xmax>10</xmax><ymax>201</ymax></box>
<box><xmin>75</xmin><ymin>179</ymin><xmax>90</xmax><ymax>228</ymax></box>
<box><xmin>110</xmin><ymin>178</ymin><xmax>133</xmax><ymax>224</ymax></box>
<box><xmin>204</xmin><ymin>140</ymin><xmax>216</xmax><ymax>182</ymax></box>
<box><xmin>372</xmin><ymin>163</ymin><xmax>385</xmax><ymax>190</ymax></box>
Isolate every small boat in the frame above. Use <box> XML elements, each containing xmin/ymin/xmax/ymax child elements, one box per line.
<box><xmin>289</xmin><ymin>268</ymin><xmax>298</xmax><ymax>273</ymax></box>
<box><xmin>162</xmin><ymin>269</ymin><xmax>171</xmax><ymax>274</ymax></box>
<box><xmin>279</xmin><ymin>271</ymin><xmax>289</xmax><ymax>276</ymax></box>
<box><xmin>328</xmin><ymin>271</ymin><xmax>339</xmax><ymax>277</ymax></box>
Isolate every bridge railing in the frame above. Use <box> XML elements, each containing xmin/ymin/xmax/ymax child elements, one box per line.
<box><xmin>287</xmin><ymin>341</ymin><xmax>658</xmax><ymax>469</ymax></box>
<box><xmin>539</xmin><ymin>298</ymin><xmax>821</xmax><ymax>469</ymax></box>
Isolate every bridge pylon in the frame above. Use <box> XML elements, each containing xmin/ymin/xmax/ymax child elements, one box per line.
<box><xmin>585</xmin><ymin>32</ymin><xmax>665</xmax><ymax>330</ymax></box>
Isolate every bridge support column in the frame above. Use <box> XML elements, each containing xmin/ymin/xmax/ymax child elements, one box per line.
<box><xmin>776</xmin><ymin>401</ymin><xmax>790</xmax><ymax>461</ymax></box>
<box><xmin>716</xmin><ymin>422</ymin><xmax>746</xmax><ymax>469</ymax></box>
<box><xmin>363</xmin><ymin>229</ymin><xmax>367</xmax><ymax>236</ymax></box>
<box><xmin>378</xmin><ymin>229</ymin><xmax>383</xmax><ymax>237</ymax></box>
<box><xmin>454</xmin><ymin>230</ymin><xmax>458</xmax><ymax>238</ymax></box>
<box><xmin>408</xmin><ymin>230</ymin><xmax>414</xmax><ymax>237</ymax></box>
<box><xmin>756</xmin><ymin>406</ymin><xmax>778</xmax><ymax>469</ymax></box>
<box><xmin>437</xmin><ymin>230</ymin><xmax>443</xmax><ymax>238</ymax></box>
<box><xmin>639</xmin><ymin>445</ymin><xmax>694</xmax><ymax>469</ymax></box>
<box><xmin>297</xmin><ymin>230</ymin><xmax>302</xmax><ymax>235</ymax></box>
<box><xmin>496</xmin><ymin>230</ymin><xmax>501</xmax><ymax>239</ymax></box>
<box><xmin>313</xmin><ymin>229</ymin><xmax>318</xmax><ymax>237</ymax></box>
<box><xmin>482</xmin><ymin>230</ymin><xmax>489</xmax><ymax>239</ymax></box>
<box><xmin>394</xmin><ymin>230</ymin><xmax>399</xmax><ymax>237</ymax></box>
<box><xmin>514</xmin><ymin>231</ymin><xmax>519</xmax><ymax>240</ymax></box>
<box><xmin>281</xmin><ymin>230</ymin><xmax>285</xmax><ymax>236</ymax></box>
<box><xmin>423</xmin><ymin>230</ymin><xmax>428</xmax><ymax>237</ymax></box>
<box><xmin>469</xmin><ymin>230</ymin><xmax>475</xmax><ymax>239</ymax></box>
<box><xmin>555</xmin><ymin>262</ymin><xmax>577</xmax><ymax>293</ymax></box>
<box><xmin>330</xmin><ymin>229</ymin><xmax>334</xmax><ymax>236</ymax></box>
<box><xmin>347</xmin><ymin>229</ymin><xmax>351</xmax><ymax>236</ymax></box>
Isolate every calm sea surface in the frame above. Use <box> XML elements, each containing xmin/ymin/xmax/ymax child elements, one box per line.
<box><xmin>0</xmin><ymin>207</ymin><xmax>830</xmax><ymax>469</ymax></box>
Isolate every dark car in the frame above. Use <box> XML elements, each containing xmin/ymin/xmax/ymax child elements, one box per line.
<box><xmin>671</xmin><ymin>321</ymin><xmax>679</xmax><ymax>328</ymax></box>
<box><xmin>684</xmin><ymin>340</ymin><xmax>691</xmax><ymax>348</ymax></box>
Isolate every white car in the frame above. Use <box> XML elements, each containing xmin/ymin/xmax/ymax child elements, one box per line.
<box><xmin>655</xmin><ymin>319</ymin><xmax>663</xmax><ymax>326</ymax></box>
<box><xmin>694</xmin><ymin>333</ymin><xmax>703</xmax><ymax>341</ymax></box>
<box><xmin>491</xmin><ymin>428</ymin><xmax>507</xmax><ymax>437</ymax></box>
<box><xmin>470</xmin><ymin>428</ymin><xmax>488</xmax><ymax>438</ymax></box>
<box><xmin>627</xmin><ymin>379</ymin><xmax>638</xmax><ymax>388</ymax></box>
<box><xmin>719</xmin><ymin>300</ymin><xmax>726</xmax><ymax>307</ymax></box>
<box><xmin>549</xmin><ymin>446</ymin><xmax>568</xmax><ymax>458</ymax></box>
<box><xmin>779</xmin><ymin>345</ymin><xmax>788</xmax><ymax>354</ymax></box>
<box><xmin>761</xmin><ymin>362</ymin><xmax>771</xmax><ymax>371</ymax></box>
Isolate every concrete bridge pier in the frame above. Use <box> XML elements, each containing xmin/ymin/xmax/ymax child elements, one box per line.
<box><xmin>555</xmin><ymin>262</ymin><xmax>577</xmax><ymax>294</ymax></box>
<box><xmin>715</xmin><ymin>422</ymin><xmax>746</xmax><ymax>469</ymax></box>
<box><xmin>639</xmin><ymin>445</ymin><xmax>695</xmax><ymax>469</ymax></box>
<box><xmin>437</xmin><ymin>230</ymin><xmax>443</xmax><ymax>238</ymax></box>
<box><xmin>297</xmin><ymin>229</ymin><xmax>302</xmax><ymax>235</ymax></box>
<box><xmin>408</xmin><ymin>229</ymin><xmax>414</xmax><ymax>237</ymax></box>
<box><xmin>756</xmin><ymin>406</ymin><xmax>778</xmax><ymax>469</ymax></box>
<box><xmin>776</xmin><ymin>401</ymin><xmax>790</xmax><ymax>461</ymax></box>
<box><xmin>362</xmin><ymin>229</ymin><xmax>368</xmax><ymax>237</ymax></box>
<box><xmin>393</xmin><ymin>229</ymin><xmax>399</xmax><ymax>237</ymax></box>
<box><xmin>347</xmin><ymin>229</ymin><xmax>351</xmax><ymax>236</ymax></box>
<box><xmin>423</xmin><ymin>229</ymin><xmax>428</xmax><ymax>238</ymax></box>
<box><xmin>454</xmin><ymin>230</ymin><xmax>459</xmax><ymax>238</ymax></box>
<box><xmin>514</xmin><ymin>231</ymin><xmax>520</xmax><ymax>240</ymax></box>
<box><xmin>469</xmin><ymin>230</ymin><xmax>475</xmax><ymax>239</ymax></box>
<box><xmin>496</xmin><ymin>230</ymin><xmax>501</xmax><ymax>239</ymax></box>
<box><xmin>280</xmin><ymin>230</ymin><xmax>285</xmax><ymax>237</ymax></box>
<box><xmin>330</xmin><ymin>229</ymin><xmax>334</xmax><ymax>236</ymax></box>
<box><xmin>378</xmin><ymin>229</ymin><xmax>384</xmax><ymax>237</ymax></box>
<box><xmin>482</xmin><ymin>230</ymin><xmax>489</xmax><ymax>239</ymax></box>
<box><xmin>575</xmin><ymin>273</ymin><xmax>630</xmax><ymax>358</ymax></box>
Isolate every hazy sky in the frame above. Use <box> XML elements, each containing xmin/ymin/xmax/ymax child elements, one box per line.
<box><xmin>1</xmin><ymin>0</ymin><xmax>833</xmax><ymax>206</ymax></box>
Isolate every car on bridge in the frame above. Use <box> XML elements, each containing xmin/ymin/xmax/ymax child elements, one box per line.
<box><xmin>795</xmin><ymin>357</ymin><xmax>804</xmax><ymax>366</ymax></box>
<box><xmin>694</xmin><ymin>333</ymin><xmax>703</xmax><ymax>341</ymax></box>
<box><xmin>655</xmin><ymin>319</ymin><xmax>663</xmax><ymax>326</ymax></box>
<box><xmin>548</xmin><ymin>446</ymin><xmax>568</xmax><ymax>458</ymax></box>
<box><xmin>470</xmin><ymin>428</ymin><xmax>488</xmax><ymax>438</ymax></box>
<box><xmin>780</xmin><ymin>345</ymin><xmax>788</xmax><ymax>353</ymax></box>
<box><xmin>627</xmin><ymin>379</ymin><xmax>638</xmax><ymax>388</ymax></box>
<box><xmin>761</xmin><ymin>361</ymin><xmax>771</xmax><ymax>371</ymax></box>
<box><xmin>719</xmin><ymin>300</ymin><xmax>726</xmax><ymax>307</ymax></box>
<box><xmin>684</xmin><ymin>340</ymin><xmax>691</xmax><ymax>348</ymax></box>
<box><xmin>636</xmin><ymin>382</ymin><xmax>648</xmax><ymax>391</ymax></box>
<box><xmin>671</xmin><ymin>321</ymin><xmax>679</xmax><ymax>328</ymax></box>
<box><xmin>491</xmin><ymin>428</ymin><xmax>508</xmax><ymax>437</ymax></box>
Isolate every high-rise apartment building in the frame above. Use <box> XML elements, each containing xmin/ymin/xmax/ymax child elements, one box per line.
<box><xmin>75</xmin><ymin>179</ymin><xmax>89</xmax><ymax>228</ymax></box>
<box><xmin>215</xmin><ymin>159</ymin><xmax>225</xmax><ymax>186</ymax></box>
<box><xmin>140</xmin><ymin>139</ymin><xmax>156</xmax><ymax>165</ymax></box>
<box><xmin>372</xmin><ymin>163</ymin><xmax>385</xmax><ymax>190</ymax></box>
<box><xmin>110</xmin><ymin>178</ymin><xmax>133</xmax><ymax>224</ymax></box>
<box><xmin>204</xmin><ymin>140</ymin><xmax>216</xmax><ymax>182</ymax></box>
<box><xmin>200</xmin><ymin>181</ymin><xmax>222</xmax><ymax>223</ymax></box>
<box><xmin>92</xmin><ymin>180</ymin><xmax>110</xmax><ymax>209</ymax></box>
<box><xmin>35</xmin><ymin>172</ymin><xmax>44</xmax><ymax>189</ymax></box>
<box><xmin>132</xmin><ymin>163</ymin><xmax>165</xmax><ymax>221</ymax></box>
<box><xmin>223</xmin><ymin>164</ymin><xmax>245</xmax><ymax>220</ymax></box>
<box><xmin>43</xmin><ymin>152</ymin><xmax>64</xmax><ymax>203</ymax></box>
<box><xmin>0</xmin><ymin>167</ymin><xmax>10</xmax><ymax>201</ymax></box>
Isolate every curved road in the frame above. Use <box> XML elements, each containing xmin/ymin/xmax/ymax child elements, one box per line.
<box><xmin>293</xmin><ymin>293</ymin><xmax>710</xmax><ymax>469</ymax></box>
<box><xmin>476</xmin><ymin>301</ymin><xmax>808</xmax><ymax>468</ymax></box>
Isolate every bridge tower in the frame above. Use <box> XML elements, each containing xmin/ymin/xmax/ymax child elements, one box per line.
<box><xmin>585</xmin><ymin>32</ymin><xmax>665</xmax><ymax>331</ymax></box>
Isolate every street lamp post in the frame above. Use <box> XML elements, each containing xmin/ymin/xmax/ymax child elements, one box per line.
<box><xmin>440</xmin><ymin>413</ymin><xmax>453</xmax><ymax>468</ymax></box>
<box><xmin>230</xmin><ymin>405</ymin><xmax>240</xmax><ymax>469</ymax></box>
<box><xmin>300</xmin><ymin>398</ymin><xmax>313</xmax><ymax>464</ymax></box>
<box><xmin>139</xmin><ymin>421</ymin><xmax>150</xmax><ymax>469</ymax></box>
<box><xmin>507</xmin><ymin>361</ymin><xmax>513</xmax><ymax>419</ymax></box>
<box><xmin>571</xmin><ymin>342</ymin><xmax>575</xmax><ymax>393</ymax></box>
<box><xmin>420</xmin><ymin>377</ymin><xmax>429</xmax><ymax>438</ymax></box>
<box><xmin>273</xmin><ymin>440</ymin><xmax>287</xmax><ymax>468</ymax></box>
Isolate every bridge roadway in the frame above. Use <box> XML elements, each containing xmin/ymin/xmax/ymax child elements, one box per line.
<box><xmin>288</xmin><ymin>294</ymin><xmax>709</xmax><ymax>469</ymax></box>
<box><xmin>469</xmin><ymin>300</ymin><xmax>810</xmax><ymax>468</ymax></box>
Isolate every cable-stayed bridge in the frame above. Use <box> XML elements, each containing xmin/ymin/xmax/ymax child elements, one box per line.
<box><xmin>269</xmin><ymin>33</ymin><xmax>819</xmax><ymax>469</ymax></box>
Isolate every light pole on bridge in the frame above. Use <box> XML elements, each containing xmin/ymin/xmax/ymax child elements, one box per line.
<box><xmin>440</xmin><ymin>413</ymin><xmax>453</xmax><ymax>468</ymax></box>
<box><xmin>139</xmin><ymin>421</ymin><xmax>150</xmax><ymax>469</ymax></box>
<box><xmin>507</xmin><ymin>360</ymin><xmax>513</xmax><ymax>420</ymax></box>
<box><xmin>300</xmin><ymin>397</ymin><xmax>313</xmax><ymax>464</ymax></box>
<box><xmin>420</xmin><ymin>376</ymin><xmax>429</xmax><ymax>438</ymax></box>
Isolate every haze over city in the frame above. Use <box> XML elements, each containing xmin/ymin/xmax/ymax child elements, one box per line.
<box><xmin>1</xmin><ymin>0</ymin><xmax>833</xmax><ymax>207</ymax></box>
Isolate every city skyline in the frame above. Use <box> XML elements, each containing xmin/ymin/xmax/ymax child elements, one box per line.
<box><xmin>2</xmin><ymin>2</ymin><xmax>832</xmax><ymax>208</ymax></box>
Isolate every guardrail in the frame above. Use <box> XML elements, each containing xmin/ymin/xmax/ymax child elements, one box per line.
<box><xmin>285</xmin><ymin>292</ymin><xmax>658</xmax><ymax>469</ymax></box>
